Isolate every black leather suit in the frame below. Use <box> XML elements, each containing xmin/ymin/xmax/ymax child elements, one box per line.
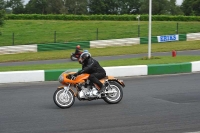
<box><xmin>75</xmin><ymin>48</ymin><xmax>82</xmax><ymax>55</ymax></box>
<box><xmin>79</xmin><ymin>57</ymin><xmax>106</xmax><ymax>88</ymax></box>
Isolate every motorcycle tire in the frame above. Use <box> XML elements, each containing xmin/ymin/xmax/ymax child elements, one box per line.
<box><xmin>53</xmin><ymin>88</ymin><xmax>75</xmax><ymax>109</ymax></box>
<box><xmin>103</xmin><ymin>81</ymin><xmax>123</xmax><ymax>104</ymax></box>
<box><xmin>70</xmin><ymin>55</ymin><xmax>77</xmax><ymax>61</ymax></box>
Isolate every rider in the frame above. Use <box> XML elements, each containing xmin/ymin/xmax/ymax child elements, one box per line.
<box><xmin>73</xmin><ymin>52</ymin><xmax>106</xmax><ymax>94</ymax></box>
<box><xmin>74</xmin><ymin>45</ymin><xmax>82</xmax><ymax>57</ymax></box>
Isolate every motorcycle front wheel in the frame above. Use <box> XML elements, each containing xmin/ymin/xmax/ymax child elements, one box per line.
<box><xmin>53</xmin><ymin>89</ymin><xmax>75</xmax><ymax>109</ymax></box>
<box><xmin>103</xmin><ymin>81</ymin><xmax>123</xmax><ymax>104</ymax></box>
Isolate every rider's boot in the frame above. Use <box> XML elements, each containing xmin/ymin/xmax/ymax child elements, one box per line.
<box><xmin>97</xmin><ymin>84</ymin><xmax>106</xmax><ymax>94</ymax></box>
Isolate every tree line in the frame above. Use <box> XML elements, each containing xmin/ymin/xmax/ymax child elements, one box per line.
<box><xmin>0</xmin><ymin>0</ymin><xmax>200</xmax><ymax>27</ymax></box>
<box><xmin>0</xmin><ymin>0</ymin><xmax>199</xmax><ymax>16</ymax></box>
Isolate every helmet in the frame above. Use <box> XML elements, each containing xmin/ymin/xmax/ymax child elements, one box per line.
<box><xmin>83</xmin><ymin>50</ymin><xmax>89</xmax><ymax>53</ymax></box>
<box><xmin>76</xmin><ymin>45</ymin><xmax>80</xmax><ymax>49</ymax></box>
<box><xmin>79</xmin><ymin>52</ymin><xmax>91</xmax><ymax>64</ymax></box>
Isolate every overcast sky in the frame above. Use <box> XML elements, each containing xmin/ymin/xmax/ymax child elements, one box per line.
<box><xmin>23</xmin><ymin>0</ymin><xmax>184</xmax><ymax>5</ymax></box>
<box><xmin>176</xmin><ymin>0</ymin><xmax>183</xmax><ymax>5</ymax></box>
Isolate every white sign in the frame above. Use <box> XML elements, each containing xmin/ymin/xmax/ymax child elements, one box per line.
<box><xmin>157</xmin><ymin>35</ymin><xmax>179</xmax><ymax>42</ymax></box>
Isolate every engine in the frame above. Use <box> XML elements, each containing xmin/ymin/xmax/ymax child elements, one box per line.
<box><xmin>78</xmin><ymin>85</ymin><xmax>98</xmax><ymax>99</ymax></box>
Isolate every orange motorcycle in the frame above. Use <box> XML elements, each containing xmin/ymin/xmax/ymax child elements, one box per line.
<box><xmin>53</xmin><ymin>70</ymin><xmax>125</xmax><ymax>109</ymax></box>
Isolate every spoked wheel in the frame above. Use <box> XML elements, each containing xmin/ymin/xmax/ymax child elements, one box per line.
<box><xmin>103</xmin><ymin>81</ymin><xmax>123</xmax><ymax>104</ymax></box>
<box><xmin>53</xmin><ymin>89</ymin><xmax>75</xmax><ymax>109</ymax></box>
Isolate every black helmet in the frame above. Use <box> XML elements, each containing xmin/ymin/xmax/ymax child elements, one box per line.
<box><xmin>79</xmin><ymin>52</ymin><xmax>91</xmax><ymax>64</ymax></box>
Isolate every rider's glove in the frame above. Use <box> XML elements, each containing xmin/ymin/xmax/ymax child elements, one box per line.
<box><xmin>73</xmin><ymin>73</ymin><xmax>78</xmax><ymax>77</ymax></box>
<box><xmin>73</xmin><ymin>70</ymin><xmax>82</xmax><ymax>77</ymax></box>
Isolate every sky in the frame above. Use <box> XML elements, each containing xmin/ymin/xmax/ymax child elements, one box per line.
<box><xmin>176</xmin><ymin>0</ymin><xmax>183</xmax><ymax>5</ymax></box>
<box><xmin>23</xmin><ymin>0</ymin><xmax>184</xmax><ymax>5</ymax></box>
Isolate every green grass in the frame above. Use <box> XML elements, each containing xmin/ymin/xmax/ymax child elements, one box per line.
<box><xmin>0</xmin><ymin>20</ymin><xmax>200</xmax><ymax>46</ymax></box>
<box><xmin>0</xmin><ymin>40</ymin><xmax>200</xmax><ymax>72</ymax></box>
<box><xmin>0</xmin><ymin>40</ymin><xmax>199</xmax><ymax>72</ymax></box>
<box><xmin>0</xmin><ymin>55</ymin><xmax>200</xmax><ymax>72</ymax></box>
<box><xmin>0</xmin><ymin>21</ymin><xmax>199</xmax><ymax>72</ymax></box>
<box><xmin>0</xmin><ymin>40</ymin><xmax>200</xmax><ymax>63</ymax></box>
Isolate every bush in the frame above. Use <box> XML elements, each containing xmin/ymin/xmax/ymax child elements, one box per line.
<box><xmin>0</xmin><ymin>10</ymin><xmax>6</xmax><ymax>26</ymax></box>
<box><xmin>5</xmin><ymin>14</ymin><xmax>200</xmax><ymax>21</ymax></box>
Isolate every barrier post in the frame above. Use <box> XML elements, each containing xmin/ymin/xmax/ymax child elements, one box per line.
<box><xmin>54</xmin><ymin>31</ymin><xmax>56</xmax><ymax>43</ymax></box>
<box><xmin>96</xmin><ymin>28</ymin><xmax>98</xmax><ymax>40</ymax></box>
<box><xmin>12</xmin><ymin>32</ymin><xmax>14</xmax><ymax>46</ymax></box>
<box><xmin>176</xmin><ymin>23</ymin><xmax>179</xmax><ymax>34</ymax></box>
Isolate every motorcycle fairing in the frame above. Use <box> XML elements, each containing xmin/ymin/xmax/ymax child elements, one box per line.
<box><xmin>74</xmin><ymin>74</ymin><xmax>90</xmax><ymax>82</ymax></box>
<box><xmin>62</xmin><ymin>73</ymin><xmax>89</xmax><ymax>85</ymax></box>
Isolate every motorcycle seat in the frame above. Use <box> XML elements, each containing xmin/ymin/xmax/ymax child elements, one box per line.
<box><xmin>101</xmin><ymin>76</ymin><xmax>108</xmax><ymax>80</ymax></box>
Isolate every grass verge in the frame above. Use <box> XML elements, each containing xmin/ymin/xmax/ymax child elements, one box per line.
<box><xmin>0</xmin><ymin>55</ymin><xmax>200</xmax><ymax>72</ymax></box>
<box><xmin>0</xmin><ymin>40</ymin><xmax>200</xmax><ymax>63</ymax></box>
<box><xmin>0</xmin><ymin>20</ymin><xmax>200</xmax><ymax>46</ymax></box>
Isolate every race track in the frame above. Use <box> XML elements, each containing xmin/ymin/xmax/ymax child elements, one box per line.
<box><xmin>0</xmin><ymin>50</ymin><xmax>200</xmax><ymax>66</ymax></box>
<box><xmin>1</xmin><ymin>73</ymin><xmax>200</xmax><ymax>133</ymax></box>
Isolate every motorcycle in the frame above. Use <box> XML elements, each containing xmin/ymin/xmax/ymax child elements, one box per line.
<box><xmin>70</xmin><ymin>52</ymin><xmax>82</xmax><ymax>61</ymax></box>
<box><xmin>53</xmin><ymin>70</ymin><xmax>125</xmax><ymax>109</ymax></box>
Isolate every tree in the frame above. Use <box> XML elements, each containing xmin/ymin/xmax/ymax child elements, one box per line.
<box><xmin>118</xmin><ymin>0</ymin><xmax>141</xmax><ymax>14</ymax></box>
<box><xmin>139</xmin><ymin>0</ymin><xmax>183</xmax><ymax>15</ymax></box>
<box><xmin>88</xmin><ymin>0</ymin><xmax>182</xmax><ymax>15</ymax></box>
<box><xmin>0</xmin><ymin>10</ymin><xmax>5</xmax><ymax>27</ymax></box>
<box><xmin>25</xmin><ymin>0</ymin><xmax>47</xmax><ymax>14</ymax></box>
<box><xmin>169</xmin><ymin>0</ymin><xmax>183</xmax><ymax>15</ymax></box>
<box><xmin>88</xmin><ymin>0</ymin><xmax>119</xmax><ymax>14</ymax></box>
<box><xmin>6</xmin><ymin>0</ymin><xmax>25</xmax><ymax>14</ymax></box>
<box><xmin>181</xmin><ymin>0</ymin><xmax>200</xmax><ymax>16</ymax></box>
<box><xmin>140</xmin><ymin>0</ymin><xmax>170</xmax><ymax>15</ymax></box>
<box><xmin>0</xmin><ymin>0</ymin><xmax>6</xmax><ymax>10</ymax></box>
<box><xmin>61</xmin><ymin>0</ymin><xmax>88</xmax><ymax>14</ymax></box>
<box><xmin>0</xmin><ymin>0</ymin><xmax>6</xmax><ymax>28</ymax></box>
<box><xmin>46</xmin><ymin>0</ymin><xmax>63</xmax><ymax>14</ymax></box>
<box><xmin>0</xmin><ymin>9</ymin><xmax>5</xmax><ymax>35</ymax></box>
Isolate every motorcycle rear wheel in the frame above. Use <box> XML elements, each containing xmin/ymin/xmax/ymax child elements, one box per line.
<box><xmin>103</xmin><ymin>81</ymin><xmax>123</xmax><ymax>104</ymax></box>
<box><xmin>70</xmin><ymin>55</ymin><xmax>78</xmax><ymax>61</ymax></box>
<box><xmin>53</xmin><ymin>89</ymin><xmax>75</xmax><ymax>109</ymax></box>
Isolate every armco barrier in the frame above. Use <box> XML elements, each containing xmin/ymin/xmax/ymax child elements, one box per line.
<box><xmin>0</xmin><ymin>44</ymin><xmax>37</xmax><ymax>55</ymax></box>
<box><xmin>0</xmin><ymin>70</ymin><xmax>44</xmax><ymax>84</ymax></box>
<box><xmin>37</xmin><ymin>41</ymin><xmax>90</xmax><ymax>52</ymax></box>
<box><xmin>187</xmin><ymin>33</ymin><xmax>200</xmax><ymax>41</ymax></box>
<box><xmin>140</xmin><ymin>34</ymin><xmax>187</xmax><ymax>44</ymax></box>
<box><xmin>0</xmin><ymin>61</ymin><xmax>200</xmax><ymax>84</ymax></box>
<box><xmin>179</xmin><ymin>34</ymin><xmax>187</xmax><ymax>41</ymax></box>
<box><xmin>140</xmin><ymin>36</ymin><xmax>158</xmax><ymax>44</ymax></box>
<box><xmin>191</xmin><ymin>61</ymin><xmax>200</xmax><ymax>72</ymax></box>
<box><xmin>90</xmin><ymin>38</ymin><xmax>140</xmax><ymax>48</ymax></box>
<box><xmin>104</xmin><ymin>65</ymin><xmax>147</xmax><ymax>77</ymax></box>
<box><xmin>148</xmin><ymin>62</ymin><xmax>191</xmax><ymax>75</ymax></box>
<box><xmin>0</xmin><ymin>32</ymin><xmax>198</xmax><ymax>55</ymax></box>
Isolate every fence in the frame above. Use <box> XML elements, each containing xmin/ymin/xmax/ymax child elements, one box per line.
<box><xmin>0</xmin><ymin>22</ymin><xmax>200</xmax><ymax>46</ymax></box>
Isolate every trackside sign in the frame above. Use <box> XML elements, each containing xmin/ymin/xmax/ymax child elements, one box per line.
<box><xmin>157</xmin><ymin>35</ymin><xmax>179</xmax><ymax>42</ymax></box>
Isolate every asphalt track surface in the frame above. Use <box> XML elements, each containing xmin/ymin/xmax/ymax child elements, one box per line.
<box><xmin>0</xmin><ymin>50</ymin><xmax>200</xmax><ymax>66</ymax></box>
<box><xmin>1</xmin><ymin>73</ymin><xmax>200</xmax><ymax>133</ymax></box>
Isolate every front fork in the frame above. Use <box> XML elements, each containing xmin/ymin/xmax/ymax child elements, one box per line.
<box><xmin>57</xmin><ymin>84</ymin><xmax>77</xmax><ymax>97</ymax></box>
<box><xmin>63</xmin><ymin>85</ymin><xmax>70</xmax><ymax>93</ymax></box>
